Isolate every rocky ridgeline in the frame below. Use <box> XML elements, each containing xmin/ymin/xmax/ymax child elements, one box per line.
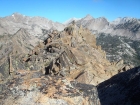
<box><xmin>0</xmin><ymin>13</ymin><xmax>65</xmax><ymax>37</ymax></box>
<box><xmin>0</xmin><ymin>22</ymin><xmax>133</xmax><ymax>104</ymax></box>
<box><xmin>21</xmin><ymin>22</ymin><xmax>131</xmax><ymax>85</ymax></box>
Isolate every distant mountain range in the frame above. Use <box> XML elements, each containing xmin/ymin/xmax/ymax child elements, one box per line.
<box><xmin>0</xmin><ymin>13</ymin><xmax>140</xmax><ymax>40</ymax></box>
<box><xmin>75</xmin><ymin>14</ymin><xmax>140</xmax><ymax>40</ymax></box>
<box><xmin>0</xmin><ymin>13</ymin><xmax>65</xmax><ymax>37</ymax></box>
<box><xmin>0</xmin><ymin>13</ymin><xmax>140</xmax><ymax>66</ymax></box>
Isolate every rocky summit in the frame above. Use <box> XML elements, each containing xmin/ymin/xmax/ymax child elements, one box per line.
<box><xmin>0</xmin><ymin>21</ymin><xmax>139</xmax><ymax>105</ymax></box>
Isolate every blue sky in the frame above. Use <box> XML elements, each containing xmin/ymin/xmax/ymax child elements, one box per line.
<box><xmin>0</xmin><ymin>0</ymin><xmax>140</xmax><ymax>23</ymax></box>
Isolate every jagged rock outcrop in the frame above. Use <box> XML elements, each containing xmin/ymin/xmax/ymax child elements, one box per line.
<box><xmin>15</xmin><ymin>22</ymin><xmax>131</xmax><ymax>86</ymax></box>
<box><xmin>0</xmin><ymin>28</ymin><xmax>39</xmax><ymax>82</ymax></box>
<box><xmin>0</xmin><ymin>28</ymin><xmax>39</xmax><ymax>57</ymax></box>
<box><xmin>97</xmin><ymin>66</ymin><xmax>140</xmax><ymax>105</ymax></box>
<box><xmin>0</xmin><ymin>21</ymin><xmax>134</xmax><ymax>105</ymax></box>
<box><xmin>0</xmin><ymin>13</ymin><xmax>139</xmax><ymax>105</ymax></box>
<box><xmin>73</xmin><ymin>15</ymin><xmax>140</xmax><ymax>66</ymax></box>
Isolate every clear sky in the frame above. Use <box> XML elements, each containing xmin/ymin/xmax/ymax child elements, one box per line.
<box><xmin>0</xmin><ymin>0</ymin><xmax>140</xmax><ymax>23</ymax></box>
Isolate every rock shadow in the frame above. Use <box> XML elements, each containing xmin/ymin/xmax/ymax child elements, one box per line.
<box><xmin>97</xmin><ymin>66</ymin><xmax>140</xmax><ymax>105</ymax></box>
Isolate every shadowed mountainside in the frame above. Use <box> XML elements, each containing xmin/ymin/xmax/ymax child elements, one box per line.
<box><xmin>97</xmin><ymin>66</ymin><xmax>140</xmax><ymax>105</ymax></box>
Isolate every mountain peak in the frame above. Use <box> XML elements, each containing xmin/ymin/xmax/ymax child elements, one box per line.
<box><xmin>63</xmin><ymin>17</ymin><xmax>81</xmax><ymax>25</ymax></box>
<box><xmin>84</xmin><ymin>14</ymin><xmax>93</xmax><ymax>20</ymax></box>
<box><xmin>12</xmin><ymin>12</ymin><xmax>24</xmax><ymax>17</ymax></box>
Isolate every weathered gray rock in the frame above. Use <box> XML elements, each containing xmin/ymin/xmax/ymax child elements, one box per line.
<box><xmin>0</xmin><ymin>70</ymin><xmax>100</xmax><ymax>105</ymax></box>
